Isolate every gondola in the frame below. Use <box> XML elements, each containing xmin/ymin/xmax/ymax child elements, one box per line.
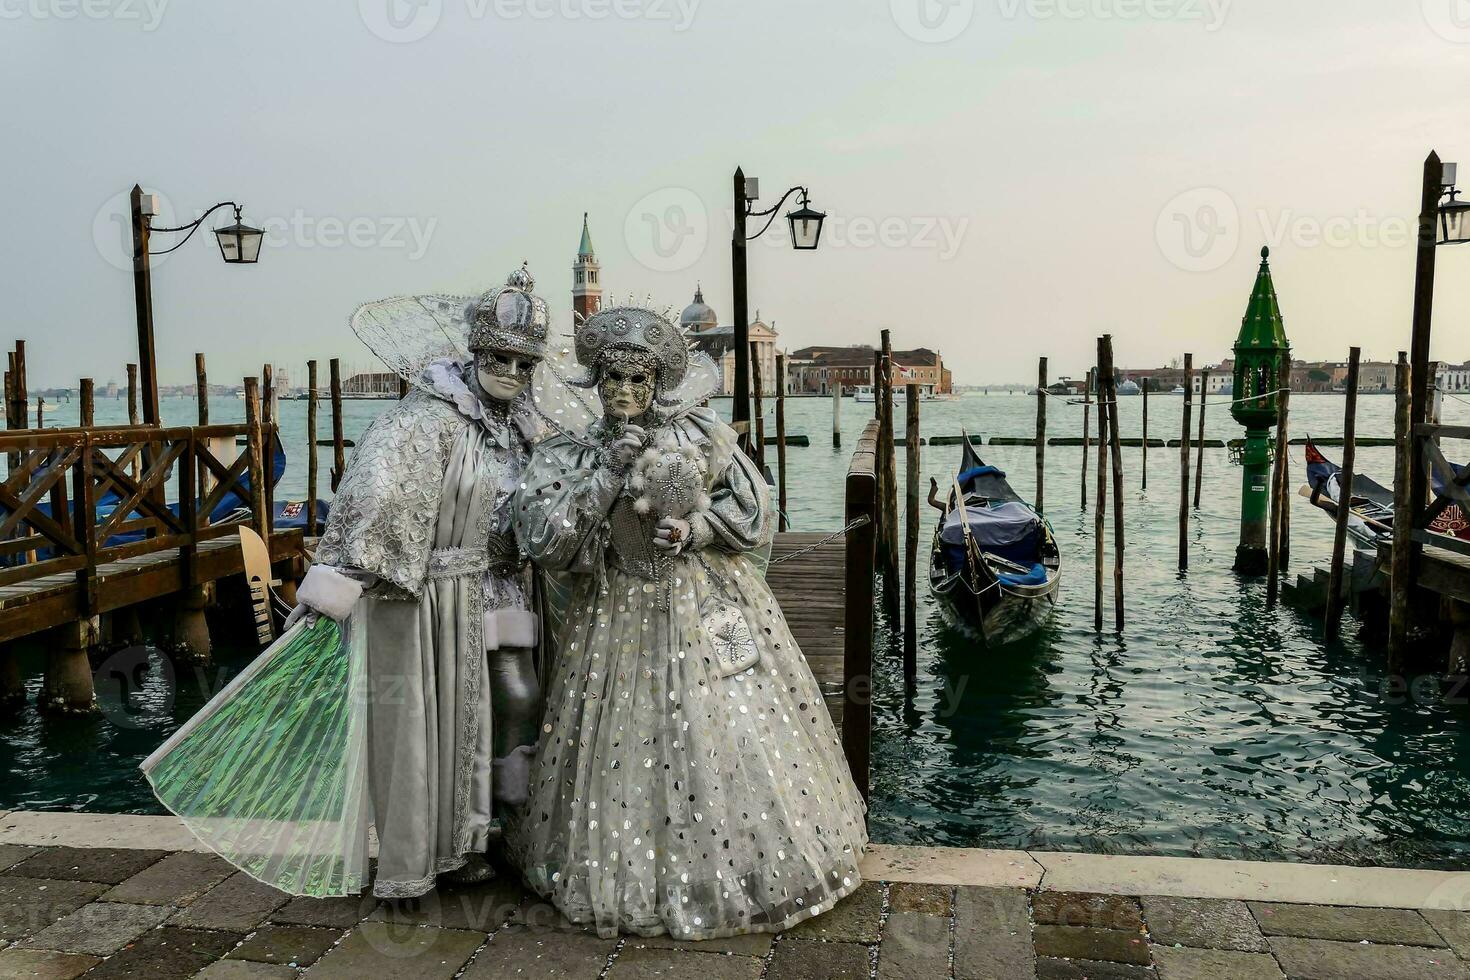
<box><xmin>928</xmin><ymin>431</ymin><xmax>1060</xmax><ymax>644</ymax></box>
<box><xmin>1301</xmin><ymin>437</ymin><xmax>1470</xmax><ymax>548</ymax></box>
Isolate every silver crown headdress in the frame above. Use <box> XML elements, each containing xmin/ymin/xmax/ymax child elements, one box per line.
<box><xmin>467</xmin><ymin>262</ymin><xmax>549</xmax><ymax>359</ymax></box>
<box><xmin>570</xmin><ymin>304</ymin><xmax>689</xmax><ymax>402</ymax></box>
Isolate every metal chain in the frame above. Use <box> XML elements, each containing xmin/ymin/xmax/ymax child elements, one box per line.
<box><xmin>767</xmin><ymin>515</ymin><xmax>871</xmax><ymax>565</ymax></box>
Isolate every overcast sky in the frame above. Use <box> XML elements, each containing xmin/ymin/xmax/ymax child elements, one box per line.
<box><xmin>5</xmin><ymin>0</ymin><xmax>1470</xmax><ymax>387</ymax></box>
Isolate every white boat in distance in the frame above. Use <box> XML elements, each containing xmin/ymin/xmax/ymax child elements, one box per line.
<box><xmin>854</xmin><ymin>384</ymin><xmax>937</xmax><ymax>402</ymax></box>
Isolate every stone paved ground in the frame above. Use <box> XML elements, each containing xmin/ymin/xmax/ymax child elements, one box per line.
<box><xmin>2</xmin><ymin>844</ymin><xmax>1470</xmax><ymax>978</ymax></box>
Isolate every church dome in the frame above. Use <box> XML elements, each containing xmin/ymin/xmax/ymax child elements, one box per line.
<box><xmin>679</xmin><ymin>285</ymin><xmax>718</xmax><ymax>332</ymax></box>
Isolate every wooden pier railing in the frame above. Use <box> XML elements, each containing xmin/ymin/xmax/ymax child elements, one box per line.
<box><xmin>0</xmin><ymin>422</ymin><xmax>301</xmax><ymax>711</ymax></box>
<box><xmin>842</xmin><ymin>418</ymin><xmax>878</xmax><ymax>803</ymax></box>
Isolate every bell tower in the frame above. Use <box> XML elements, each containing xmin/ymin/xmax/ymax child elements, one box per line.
<box><xmin>572</xmin><ymin>212</ymin><xmax>601</xmax><ymax>322</ymax></box>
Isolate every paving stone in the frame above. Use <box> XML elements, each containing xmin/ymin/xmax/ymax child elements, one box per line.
<box><xmin>955</xmin><ymin>885</ymin><xmax>1034</xmax><ymax>980</ymax></box>
<box><xmin>888</xmin><ymin>881</ymin><xmax>951</xmax><ymax>915</ymax></box>
<box><xmin>1140</xmin><ymin>896</ymin><xmax>1267</xmax><ymax>953</ymax></box>
<box><xmin>877</xmin><ymin>910</ymin><xmax>951</xmax><ymax>980</ymax></box>
<box><xmin>461</xmin><ymin>925</ymin><xmax>618</xmax><ymax>977</ymax></box>
<box><xmin>82</xmin><ymin>926</ymin><xmax>242</xmax><ymax>979</ymax></box>
<box><xmin>17</xmin><ymin>901</ymin><xmax>172</xmax><ymax>955</ymax></box>
<box><xmin>1033</xmin><ymin>925</ymin><xmax>1151</xmax><ymax>965</ymax></box>
<box><xmin>303</xmin><ymin>921</ymin><xmax>484</xmax><ymax>979</ymax></box>
<box><xmin>784</xmin><ymin>880</ymin><xmax>881</xmax><ymax>944</ymax></box>
<box><xmin>269</xmin><ymin>893</ymin><xmax>377</xmax><ymax>929</ymax></box>
<box><xmin>1035</xmin><ymin>892</ymin><xmax>1145</xmax><ymax>931</ymax></box>
<box><xmin>1424</xmin><ymin>910</ymin><xmax>1470</xmax><ymax>961</ymax></box>
<box><xmin>1268</xmin><ymin>936</ymin><xmax>1469</xmax><ymax>980</ymax></box>
<box><xmin>1249</xmin><ymin>902</ymin><xmax>1445</xmax><ymax>947</ymax></box>
<box><xmin>7</xmin><ymin>848</ymin><xmax>168</xmax><ymax>885</ymax></box>
<box><xmin>765</xmin><ymin>937</ymin><xmax>871</xmax><ymax>980</ymax></box>
<box><xmin>0</xmin><ymin>876</ymin><xmax>109</xmax><ymax>941</ymax></box>
<box><xmin>0</xmin><ymin>844</ymin><xmax>40</xmax><ymax>873</ymax></box>
<box><xmin>1037</xmin><ymin>959</ymin><xmax>1153</xmax><ymax>979</ymax></box>
<box><xmin>1152</xmin><ymin>946</ymin><xmax>1284</xmax><ymax>980</ymax></box>
<box><xmin>168</xmin><ymin>872</ymin><xmax>289</xmax><ymax>932</ymax></box>
<box><xmin>625</xmin><ymin>929</ymin><xmax>775</xmax><ymax>957</ymax></box>
<box><xmin>368</xmin><ymin>875</ymin><xmax>523</xmax><ymax>932</ymax></box>
<box><xmin>605</xmin><ymin>945</ymin><xmax>764</xmax><ymax>979</ymax></box>
<box><xmin>226</xmin><ymin>924</ymin><xmax>342</xmax><ymax>967</ymax></box>
<box><xmin>0</xmin><ymin>947</ymin><xmax>102</xmax><ymax>980</ymax></box>
<box><xmin>196</xmin><ymin>963</ymin><xmax>299</xmax><ymax>980</ymax></box>
<box><xmin>102</xmin><ymin>850</ymin><xmax>235</xmax><ymax>907</ymax></box>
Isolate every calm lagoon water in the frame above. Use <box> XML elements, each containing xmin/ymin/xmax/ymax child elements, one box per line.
<box><xmin>6</xmin><ymin>388</ymin><xmax>1470</xmax><ymax>868</ymax></box>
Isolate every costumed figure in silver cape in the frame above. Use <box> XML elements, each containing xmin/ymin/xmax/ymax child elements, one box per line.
<box><xmin>142</xmin><ymin>265</ymin><xmax>551</xmax><ymax>899</ymax></box>
<box><xmin>507</xmin><ymin>305</ymin><xmax>868</xmax><ymax>940</ymax></box>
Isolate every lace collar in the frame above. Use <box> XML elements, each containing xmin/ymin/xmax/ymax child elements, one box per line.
<box><xmin>422</xmin><ymin>358</ymin><xmax>537</xmax><ymax>445</ymax></box>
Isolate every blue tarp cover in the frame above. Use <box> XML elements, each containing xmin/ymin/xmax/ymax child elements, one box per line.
<box><xmin>940</xmin><ymin>500</ymin><xmax>1039</xmax><ymax>548</ymax></box>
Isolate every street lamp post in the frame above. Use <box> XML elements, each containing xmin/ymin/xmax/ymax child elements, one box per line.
<box><xmin>129</xmin><ymin>184</ymin><xmax>263</xmax><ymax>424</ymax></box>
<box><xmin>729</xmin><ymin>167</ymin><xmax>825</xmax><ymax>453</ymax></box>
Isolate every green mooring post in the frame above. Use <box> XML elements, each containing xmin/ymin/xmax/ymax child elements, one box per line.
<box><xmin>1230</xmin><ymin>246</ymin><xmax>1292</xmax><ymax>575</ymax></box>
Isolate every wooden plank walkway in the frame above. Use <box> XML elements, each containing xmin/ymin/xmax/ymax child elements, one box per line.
<box><xmin>767</xmin><ymin>531</ymin><xmax>847</xmax><ymax>726</ymax></box>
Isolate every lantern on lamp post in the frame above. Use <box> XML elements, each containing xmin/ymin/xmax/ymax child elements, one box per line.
<box><xmin>1230</xmin><ymin>245</ymin><xmax>1293</xmax><ymax>574</ymax></box>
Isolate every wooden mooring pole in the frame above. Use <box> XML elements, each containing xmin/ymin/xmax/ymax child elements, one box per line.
<box><xmin>329</xmin><ymin>358</ymin><xmax>345</xmax><ymax>493</ymax></box>
<box><xmin>832</xmin><ymin>382</ymin><xmax>842</xmax><ymax>448</ymax></box>
<box><xmin>903</xmin><ymin>384</ymin><xmax>920</xmax><ymax>681</ymax></box>
<box><xmin>307</xmin><ymin>360</ymin><xmax>319</xmax><ymax>538</ymax></box>
<box><xmin>79</xmin><ymin>379</ymin><xmax>94</xmax><ymax>427</ymax></box>
<box><xmin>878</xmin><ymin>331</ymin><xmax>900</xmax><ymax>619</ymax></box>
<box><xmin>1325</xmin><ymin>347</ymin><xmax>1360</xmax><ymax>641</ymax></box>
<box><xmin>243</xmin><ymin>378</ymin><xmax>269</xmax><ymax>543</ymax></box>
<box><xmin>195</xmin><ymin>353</ymin><xmax>209</xmax><ymax>425</ymax></box>
<box><xmin>1142</xmin><ymin>381</ymin><xmax>1149</xmax><ymax>490</ymax></box>
<box><xmin>127</xmin><ymin>363</ymin><xmax>139</xmax><ymax>480</ymax></box>
<box><xmin>1081</xmin><ymin>368</ymin><xmax>1091</xmax><ymax>511</ymax></box>
<box><xmin>1194</xmin><ymin>369</ymin><xmax>1208</xmax><ymax>509</ymax></box>
<box><xmin>776</xmin><ymin>353</ymin><xmax>789</xmax><ymax>532</ymax></box>
<box><xmin>261</xmin><ymin>364</ymin><xmax>275</xmax><ymax>529</ymax></box>
<box><xmin>1265</xmin><ymin>386</ymin><xmax>1291</xmax><ymax>608</ymax></box>
<box><xmin>1179</xmin><ymin>353</ymin><xmax>1193</xmax><ymax>570</ymax></box>
<box><xmin>1389</xmin><ymin>351</ymin><xmax>1412</xmax><ymax>671</ymax></box>
<box><xmin>1103</xmin><ymin>336</ymin><xmax>1124</xmax><ymax>630</ymax></box>
<box><xmin>1035</xmin><ymin>356</ymin><xmax>1047</xmax><ymax>513</ymax></box>
<box><xmin>1094</xmin><ymin>342</ymin><xmax>1108</xmax><ymax>631</ymax></box>
<box><xmin>751</xmin><ymin>342</ymin><xmax>767</xmax><ymax>476</ymax></box>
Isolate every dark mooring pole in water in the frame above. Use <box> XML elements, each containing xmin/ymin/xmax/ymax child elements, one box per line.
<box><xmin>1104</xmin><ymin>336</ymin><xmax>1124</xmax><ymax>631</ymax></box>
<box><xmin>1266</xmin><ymin>386</ymin><xmax>1291</xmax><ymax>608</ymax></box>
<box><xmin>904</xmin><ymin>384</ymin><xmax>920</xmax><ymax>681</ymax></box>
<box><xmin>1179</xmin><ymin>353</ymin><xmax>1193</xmax><ymax>570</ymax></box>
<box><xmin>1035</xmin><ymin>357</ymin><xmax>1047</xmax><ymax>513</ymax></box>
<box><xmin>1194</xmin><ymin>369</ymin><xmax>1208</xmax><ymax>509</ymax></box>
<box><xmin>1141</xmin><ymin>381</ymin><xmax>1149</xmax><ymax>490</ymax></box>
<box><xmin>1081</xmin><ymin>368</ymin><xmax>1091</xmax><ymax>511</ymax></box>
<box><xmin>1389</xmin><ymin>351</ymin><xmax>1412</xmax><ymax>671</ymax></box>
<box><xmin>1095</xmin><ymin>340</ymin><xmax>1108</xmax><ymax>632</ymax></box>
<box><xmin>1325</xmin><ymin>347</ymin><xmax>1360</xmax><ymax>641</ymax></box>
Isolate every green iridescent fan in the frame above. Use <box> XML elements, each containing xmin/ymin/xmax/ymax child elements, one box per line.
<box><xmin>142</xmin><ymin>614</ymin><xmax>370</xmax><ymax>897</ymax></box>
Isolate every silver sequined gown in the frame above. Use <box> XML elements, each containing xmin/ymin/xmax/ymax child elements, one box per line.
<box><xmin>508</xmin><ymin>407</ymin><xmax>867</xmax><ymax>940</ymax></box>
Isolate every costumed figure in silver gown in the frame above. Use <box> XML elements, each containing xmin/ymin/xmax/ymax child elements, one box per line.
<box><xmin>142</xmin><ymin>265</ymin><xmax>550</xmax><ymax>900</ymax></box>
<box><xmin>507</xmin><ymin>305</ymin><xmax>868</xmax><ymax>940</ymax></box>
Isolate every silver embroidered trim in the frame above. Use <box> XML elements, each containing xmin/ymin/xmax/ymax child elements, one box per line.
<box><xmin>427</xmin><ymin>547</ymin><xmax>490</xmax><ymax>579</ymax></box>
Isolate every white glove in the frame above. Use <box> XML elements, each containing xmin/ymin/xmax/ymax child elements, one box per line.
<box><xmin>653</xmin><ymin>516</ymin><xmax>691</xmax><ymax>555</ymax></box>
<box><xmin>294</xmin><ymin>564</ymin><xmax>367</xmax><ymax>623</ymax></box>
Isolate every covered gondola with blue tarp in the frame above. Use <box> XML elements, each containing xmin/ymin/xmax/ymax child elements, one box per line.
<box><xmin>928</xmin><ymin>431</ymin><xmax>1060</xmax><ymax>644</ymax></box>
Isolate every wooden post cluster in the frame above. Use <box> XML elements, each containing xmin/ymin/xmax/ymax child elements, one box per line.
<box><xmin>330</xmin><ymin>358</ymin><xmax>346</xmax><ymax>493</ymax></box>
<box><xmin>903</xmin><ymin>384</ymin><xmax>920</xmax><ymax>681</ymax></box>
<box><xmin>1194</xmin><ymin>370</ymin><xmax>1208</xmax><ymax>509</ymax></box>
<box><xmin>1035</xmin><ymin>357</ymin><xmax>1047</xmax><ymax>513</ymax></box>
<box><xmin>1325</xmin><ymin>347</ymin><xmax>1361</xmax><ymax>641</ymax></box>
<box><xmin>1265</xmin><ymin>386</ymin><xmax>1291</xmax><ymax>608</ymax></box>
<box><xmin>775</xmin><ymin>353</ymin><xmax>788</xmax><ymax>532</ymax></box>
<box><xmin>1179</xmin><ymin>353</ymin><xmax>1193</xmax><ymax>570</ymax></box>
<box><xmin>1389</xmin><ymin>351</ymin><xmax>1412</xmax><ymax>671</ymax></box>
